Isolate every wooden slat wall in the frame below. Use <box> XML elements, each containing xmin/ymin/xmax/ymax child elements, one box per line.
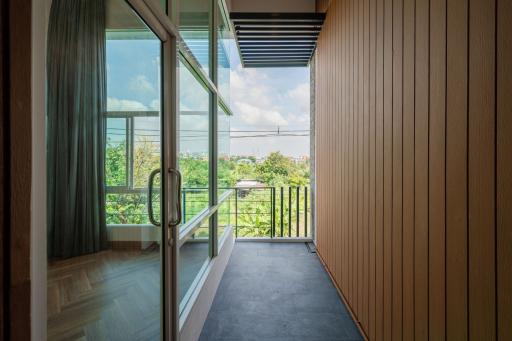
<box><xmin>316</xmin><ymin>0</ymin><xmax>332</xmax><ymax>12</ymax></box>
<box><xmin>314</xmin><ymin>0</ymin><xmax>511</xmax><ymax>339</ymax></box>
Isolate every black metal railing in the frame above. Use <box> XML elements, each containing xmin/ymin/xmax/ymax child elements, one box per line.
<box><xmin>106</xmin><ymin>185</ymin><xmax>311</xmax><ymax>239</ymax></box>
<box><xmin>183</xmin><ymin>186</ymin><xmax>311</xmax><ymax>238</ymax></box>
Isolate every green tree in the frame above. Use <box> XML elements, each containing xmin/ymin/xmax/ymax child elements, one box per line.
<box><xmin>105</xmin><ymin>140</ymin><xmax>127</xmax><ymax>186</ymax></box>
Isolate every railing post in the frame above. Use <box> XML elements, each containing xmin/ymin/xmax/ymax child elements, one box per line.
<box><xmin>271</xmin><ymin>187</ymin><xmax>276</xmax><ymax>238</ymax></box>
<box><xmin>296</xmin><ymin>186</ymin><xmax>300</xmax><ymax>237</ymax></box>
<box><xmin>288</xmin><ymin>186</ymin><xmax>292</xmax><ymax>237</ymax></box>
<box><xmin>182</xmin><ymin>190</ymin><xmax>187</xmax><ymax>224</ymax></box>
<box><xmin>270</xmin><ymin>188</ymin><xmax>272</xmax><ymax>237</ymax></box>
<box><xmin>305</xmin><ymin>186</ymin><xmax>308</xmax><ymax>237</ymax></box>
<box><xmin>280</xmin><ymin>187</ymin><xmax>284</xmax><ymax>237</ymax></box>
<box><xmin>235</xmin><ymin>188</ymin><xmax>238</xmax><ymax>238</ymax></box>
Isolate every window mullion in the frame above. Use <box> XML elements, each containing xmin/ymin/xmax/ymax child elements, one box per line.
<box><xmin>210</xmin><ymin>0</ymin><xmax>219</xmax><ymax>257</ymax></box>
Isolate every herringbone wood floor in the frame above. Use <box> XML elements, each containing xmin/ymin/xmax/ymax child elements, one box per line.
<box><xmin>47</xmin><ymin>250</ymin><xmax>162</xmax><ymax>341</ymax></box>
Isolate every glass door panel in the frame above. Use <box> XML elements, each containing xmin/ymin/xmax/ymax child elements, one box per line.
<box><xmin>178</xmin><ymin>218</ymin><xmax>210</xmax><ymax>311</ymax></box>
<box><xmin>47</xmin><ymin>0</ymin><xmax>165</xmax><ymax>339</ymax></box>
<box><xmin>177</xmin><ymin>59</ymin><xmax>212</xmax><ymax>315</ymax></box>
<box><xmin>178</xmin><ymin>61</ymin><xmax>210</xmax><ymax>225</ymax></box>
<box><xmin>105</xmin><ymin>5</ymin><xmax>164</xmax><ymax>339</ymax></box>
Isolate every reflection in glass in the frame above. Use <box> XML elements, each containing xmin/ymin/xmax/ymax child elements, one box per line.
<box><xmin>179</xmin><ymin>61</ymin><xmax>210</xmax><ymax>225</ymax></box>
<box><xmin>218</xmin><ymin>105</ymin><xmax>231</xmax><ymax>195</ymax></box>
<box><xmin>106</xmin><ymin>117</ymin><xmax>127</xmax><ymax>186</ymax></box>
<box><xmin>217</xmin><ymin>190</ymin><xmax>235</xmax><ymax>243</ymax></box>
<box><xmin>217</xmin><ymin>1</ymin><xmax>233</xmax><ymax>103</ymax></box>
<box><xmin>179</xmin><ymin>0</ymin><xmax>210</xmax><ymax>73</ymax></box>
<box><xmin>47</xmin><ymin>0</ymin><xmax>163</xmax><ymax>339</ymax></box>
<box><xmin>179</xmin><ymin>219</ymin><xmax>210</xmax><ymax>310</ymax></box>
<box><xmin>133</xmin><ymin>116</ymin><xmax>161</xmax><ymax>188</ymax></box>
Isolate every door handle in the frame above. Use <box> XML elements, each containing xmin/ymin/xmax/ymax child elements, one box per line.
<box><xmin>169</xmin><ymin>168</ymin><xmax>182</xmax><ymax>227</ymax></box>
<box><xmin>148</xmin><ymin>169</ymin><xmax>161</xmax><ymax>226</ymax></box>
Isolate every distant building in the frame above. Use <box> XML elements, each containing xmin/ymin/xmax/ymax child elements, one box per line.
<box><xmin>236</xmin><ymin>158</ymin><xmax>254</xmax><ymax>164</ymax></box>
<box><xmin>235</xmin><ymin>179</ymin><xmax>265</xmax><ymax>198</ymax></box>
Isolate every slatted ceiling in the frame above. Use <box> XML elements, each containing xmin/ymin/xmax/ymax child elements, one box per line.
<box><xmin>237</xmin><ymin>32</ymin><xmax>320</xmax><ymax>37</ymax></box>
<box><xmin>242</xmin><ymin>53</ymin><xmax>312</xmax><ymax>56</ymax></box>
<box><xmin>231</xmin><ymin>12</ymin><xmax>325</xmax><ymax>67</ymax></box>
<box><xmin>239</xmin><ymin>42</ymin><xmax>316</xmax><ymax>46</ymax></box>
<box><xmin>236</xmin><ymin>27</ymin><xmax>322</xmax><ymax>32</ymax></box>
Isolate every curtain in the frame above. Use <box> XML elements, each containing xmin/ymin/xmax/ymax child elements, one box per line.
<box><xmin>47</xmin><ymin>0</ymin><xmax>107</xmax><ymax>258</ymax></box>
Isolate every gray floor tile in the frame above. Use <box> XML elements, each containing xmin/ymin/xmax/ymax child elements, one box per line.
<box><xmin>199</xmin><ymin>242</ymin><xmax>363</xmax><ymax>341</ymax></box>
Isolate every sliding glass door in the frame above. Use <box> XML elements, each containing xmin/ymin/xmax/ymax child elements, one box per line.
<box><xmin>104</xmin><ymin>3</ymin><xmax>166</xmax><ymax>339</ymax></box>
<box><xmin>177</xmin><ymin>60</ymin><xmax>212</xmax><ymax>312</ymax></box>
<box><xmin>47</xmin><ymin>0</ymin><xmax>236</xmax><ymax>339</ymax></box>
<box><xmin>46</xmin><ymin>0</ymin><xmax>173</xmax><ymax>340</ymax></box>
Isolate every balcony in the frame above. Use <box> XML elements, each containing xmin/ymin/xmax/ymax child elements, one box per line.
<box><xmin>199</xmin><ymin>242</ymin><xmax>362</xmax><ymax>340</ymax></box>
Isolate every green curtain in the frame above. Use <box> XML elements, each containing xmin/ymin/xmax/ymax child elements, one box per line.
<box><xmin>47</xmin><ymin>0</ymin><xmax>107</xmax><ymax>258</ymax></box>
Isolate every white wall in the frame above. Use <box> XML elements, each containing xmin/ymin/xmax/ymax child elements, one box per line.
<box><xmin>31</xmin><ymin>0</ymin><xmax>51</xmax><ymax>339</ymax></box>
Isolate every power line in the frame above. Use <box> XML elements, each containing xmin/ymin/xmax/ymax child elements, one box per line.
<box><xmin>106</xmin><ymin>127</ymin><xmax>310</xmax><ymax>133</ymax></box>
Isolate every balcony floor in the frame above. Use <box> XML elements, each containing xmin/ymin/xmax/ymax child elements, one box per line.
<box><xmin>199</xmin><ymin>242</ymin><xmax>363</xmax><ymax>341</ymax></box>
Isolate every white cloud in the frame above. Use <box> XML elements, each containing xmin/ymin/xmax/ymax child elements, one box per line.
<box><xmin>129</xmin><ymin>75</ymin><xmax>155</xmax><ymax>94</ymax></box>
<box><xmin>287</xmin><ymin>112</ymin><xmax>310</xmax><ymax>125</ymax></box>
<box><xmin>107</xmin><ymin>97</ymin><xmax>148</xmax><ymax>111</ymax></box>
<box><xmin>230</xmin><ymin>65</ymin><xmax>274</xmax><ymax>108</ymax></box>
<box><xmin>234</xmin><ymin>101</ymin><xmax>288</xmax><ymax>127</ymax></box>
<box><xmin>287</xmin><ymin>82</ymin><xmax>310</xmax><ymax>113</ymax></box>
<box><xmin>229</xmin><ymin>65</ymin><xmax>291</xmax><ymax>128</ymax></box>
<box><xmin>150</xmin><ymin>99</ymin><xmax>161</xmax><ymax>111</ymax></box>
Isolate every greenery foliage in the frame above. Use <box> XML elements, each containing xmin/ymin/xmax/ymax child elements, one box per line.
<box><xmin>105</xmin><ymin>139</ymin><xmax>310</xmax><ymax>237</ymax></box>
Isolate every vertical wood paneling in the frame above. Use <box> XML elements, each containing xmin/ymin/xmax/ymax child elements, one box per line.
<box><xmin>468</xmin><ymin>0</ymin><xmax>496</xmax><ymax>339</ymax></box>
<box><xmin>497</xmin><ymin>0</ymin><xmax>512</xmax><ymax>340</ymax></box>
<box><xmin>357</xmin><ymin>0</ymin><xmax>364</xmax><ymax>321</ymax></box>
<box><xmin>414</xmin><ymin>0</ymin><xmax>429</xmax><ymax>339</ymax></box>
<box><xmin>446</xmin><ymin>0</ymin><xmax>468</xmax><ymax>339</ymax></box>
<box><xmin>333</xmin><ymin>0</ymin><xmax>340</xmax><ymax>284</ymax></box>
<box><xmin>343</xmin><ymin>0</ymin><xmax>349</xmax><ymax>297</ymax></box>
<box><xmin>375</xmin><ymin>0</ymin><xmax>385</xmax><ymax>338</ymax></box>
<box><xmin>316</xmin><ymin>0</ymin><xmax>332</xmax><ymax>12</ymax></box>
<box><xmin>363</xmin><ymin>0</ymin><xmax>370</xmax><ymax>331</ymax></box>
<box><xmin>428</xmin><ymin>0</ymin><xmax>447</xmax><ymax>339</ymax></box>
<box><xmin>368</xmin><ymin>0</ymin><xmax>377</xmax><ymax>338</ymax></box>
<box><xmin>402</xmin><ymin>0</ymin><xmax>416</xmax><ymax>339</ymax></box>
<box><xmin>392</xmin><ymin>0</ymin><xmax>404</xmax><ymax>339</ymax></box>
<box><xmin>348</xmin><ymin>0</ymin><xmax>356</xmax><ymax>306</ymax></box>
<box><xmin>315</xmin><ymin>0</ymin><xmax>507</xmax><ymax>340</ymax></box>
<box><xmin>383</xmin><ymin>0</ymin><xmax>393</xmax><ymax>339</ymax></box>
<box><xmin>357</xmin><ymin>0</ymin><xmax>361</xmax><ymax>316</ymax></box>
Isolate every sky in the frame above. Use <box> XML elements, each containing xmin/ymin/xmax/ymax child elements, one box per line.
<box><xmin>106</xmin><ymin>37</ymin><xmax>311</xmax><ymax>158</ymax></box>
<box><xmin>227</xmin><ymin>49</ymin><xmax>311</xmax><ymax>158</ymax></box>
